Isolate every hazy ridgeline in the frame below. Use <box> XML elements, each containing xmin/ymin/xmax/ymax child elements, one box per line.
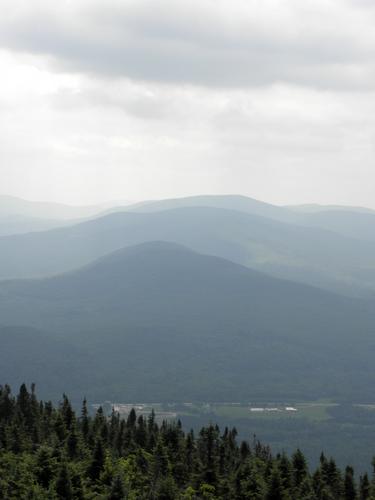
<box><xmin>1</xmin><ymin>194</ymin><xmax>375</xmax><ymax>473</ymax></box>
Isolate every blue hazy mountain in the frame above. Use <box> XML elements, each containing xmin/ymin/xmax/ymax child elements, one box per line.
<box><xmin>0</xmin><ymin>205</ymin><xmax>375</xmax><ymax>296</ymax></box>
<box><xmin>1</xmin><ymin>242</ymin><xmax>374</xmax><ymax>402</ymax></box>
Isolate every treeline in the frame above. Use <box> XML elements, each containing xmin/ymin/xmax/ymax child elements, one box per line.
<box><xmin>0</xmin><ymin>385</ymin><xmax>374</xmax><ymax>499</ymax></box>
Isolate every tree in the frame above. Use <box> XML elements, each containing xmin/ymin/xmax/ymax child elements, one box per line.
<box><xmin>344</xmin><ymin>466</ymin><xmax>357</xmax><ymax>500</ymax></box>
<box><xmin>108</xmin><ymin>475</ymin><xmax>126</xmax><ymax>500</ymax></box>
<box><xmin>80</xmin><ymin>397</ymin><xmax>90</xmax><ymax>442</ymax></box>
<box><xmin>35</xmin><ymin>446</ymin><xmax>53</xmax><ymax>489</ymax></box>
<box><xmin>66</xmin><ymin>424</ymin><xmax>80</xmax><ymax>459</ymax></box>
<box><xmin>359</xmin><ymin>473</ymin><xmax>371</xmax><ymax>500</ymax></box>
<box><xmin>292</xmin><ymin>449</ymin><xmax>308</xmax><ymax>487</ymax></box>
<box><xmin>267</xmin><ymin>467</ymin><xmax>289</xmax><ymax>500</ymax></box>
<box><xmin>55</xmin><ymin>463</ymin><xmax>73</xmax><ymax>499</ymax></box>
<box><xmin>155</xmin><ymin>475</ymin><xmax>178</xmax><ymax>500</ymax></box>
<box><xmin>88</xmin><ymin>439</ymin><xmax>105</xmax><ymax>481</ymax></box>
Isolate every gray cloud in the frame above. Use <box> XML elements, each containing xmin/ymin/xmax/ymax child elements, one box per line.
<box><xmin>1</xmin><ymin>1</ymin><xmax>375</xmax><ymax>208</ymax></box>
<box><xmin>1</xmin><ymin>0</ymin><xmax>375</xmax><ymax>89</ymax></box>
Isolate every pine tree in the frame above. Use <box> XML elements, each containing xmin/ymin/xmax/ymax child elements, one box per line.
<box><xmin>155</xmin><ymin>475</ymin><xmax>179</xmax><ymax>500</ymax></box>
<box><xmin>60</xmin><ymin>394</ymin><xmax>75</xmax><ymax>431</ymax></box>
<box><xmin>66</xmin><ymin>424</ymin><xmax>80</xmax><ymax>459</ymax></box>
<box><xmin>127</xmin><ymin>408</ymin><xmax>137</xmax><ymax>428</ymax></box>
<box><xmin>344</xmin><ymin>466</ymin><xmax>357</xmax><ymax>500</ymax></box>
<box><xmin>267</xmin><ymin>467</ymin><xmax>288</xmax><ymax>500</ymax></box>
<box><xmin>88</xmin><ymin>439</ymin><xmax>105</xmax><ymax>481</ymax></box>
<box><xmin>35</xmin><ymin>446</ymin><xmax>53</xmax><ymax>489</ymax></box>
<box><xmin>360</xmin><ymin>473</ymin><xmax>371</xmax><ymax>500</ymax></box>
<box><xmin>108</xmin><ymin>475</ymin><xmax>126</xmax><ymax>499</ymax></box>
<box><xmin>279</xmin><ymin>452</ymin><xmax>292</xmax><ymax>491</ymax></box>
<box><xmin>80</xmin><ymin>397</ymin><xmax>90</xmax><ymax>442</ymax></box>
<box><xmin>71</xmin><ymin>470</ymin><xmax>85</xmax><ymax>499</ymax></box>
<box><xmin>55</xmin><ymin>463</ymin><xmax>73</xmax><ymax>499</ymax></box>
<box><xmin>292</xmin><ymin>449</ymin><xmax>308</xmax><ymax>487</ymax></box>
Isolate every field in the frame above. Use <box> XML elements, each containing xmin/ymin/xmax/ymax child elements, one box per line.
<box><xmin>172</xmin><ymin>400</ymin><xmax>337</xmax><ymax>423</ymax></box>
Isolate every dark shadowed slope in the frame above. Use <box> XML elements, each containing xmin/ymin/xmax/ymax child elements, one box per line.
<box><xmin>0</xmin><ymin>326</ymin><xmax>90</xmax><ymax>399</ymax></box>
<box><xmin>0</xmin><ymin>207</ymin><xmax>375</xmax><ymax>296</ymax></box>
<box><xmin>1</xmin><ymin>242</ymin><xmax>374</xmax><ymax>402</ymax></box>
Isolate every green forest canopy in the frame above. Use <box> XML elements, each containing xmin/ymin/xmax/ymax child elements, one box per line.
<box><xmin>0</xmin><ymin>384</ymin><xmax>374</xmax><ymax>499</ymax></box>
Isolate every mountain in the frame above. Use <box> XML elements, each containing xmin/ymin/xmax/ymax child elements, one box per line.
<box><xmin>0</xmin><ymin>195</ymin><xmax>137</xmax><ymax>236</ymax></box>
<box><xmin>1</xmin><ymin>242</ymin><xmax>374</xmax><ymax>402</ymax></box>
<box><xmin>2</xmin><ymin>192</ymin><xmax>374</xmax><ymax>241</ymax></box>
<box><xmin>296</xmin><ymin>210</ymin><xmax>375</xmax><ymax>242</ymax></box>
<box><xmin>287</xmin><ymin>203</ymin><xmax>375</xmax><ymax>215</ymax></box>
<box><xmin>126</xmin><ymin>194</ymin><xmax>299</xmax><ymax>223</ymax></box>
<box><xmin>0</xmin><ymin>326</ymin><xmax>89</xmax><ymax>398</ymax></box>
<box><xmin>131</xmin><ymin>195</ymin><xmax>375</xmax><ymax>243</ymax></box>
<box><xmin>0</xmin><ymin>195</ymin><xmax>112</xmax><ymax>221</ymax></box>
<box><xmin>0</xmin><ymin>206</ymin><xmax>375</xmax><ymax>296</ymax></box>
<box><xmin>0</xmin><ymin>214</ymin><xmax>68</xmax><ymax>237</ymax></box>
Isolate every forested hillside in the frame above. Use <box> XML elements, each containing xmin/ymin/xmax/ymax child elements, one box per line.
<box><xmin>0</xmin><ymin>384</ymin><xmax>374</xmax><ymax>499</ymax></box>
<box><xmin>1</xmin><ymin>242</ymin><xmax>375</xmax><ymax>402</ymax></box>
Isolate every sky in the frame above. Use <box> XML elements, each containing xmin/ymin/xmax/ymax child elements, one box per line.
<box><xmin>0</xmin><ymin>0</ymin><xmax>375</xmax><ymax>207</ymax></box>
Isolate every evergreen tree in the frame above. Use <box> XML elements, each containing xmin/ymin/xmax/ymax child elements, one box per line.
<box><xmin>66</xmin><ymin>424</ymin><xmax>80</xmax><ymax>459</ymax></box>
<box><xmin>55</xmin><ymin>463</ymin><xmax>73</xmax><ymax>499</ymax></box>
<box><xmin>71</xmin><ymin>470</ymin><xmax>85</xmax><ymax>500</ymax></box>
<box><xmin>80</xmin><ymin>397</ymin><xmax>90</xmax><ymax>442</ymax></box>
<box><xmin>88</xmin><ymin>438</ymin><xmax>105</xmax><ymax>481</ymax></box>
<box><xmin>344</xmin><ymin>466</ymin><xmax>357</xmax><ymax>500</ymax></box>
<box><xmin>360</xmin><ymin>473</ymin><xmax>371</xmax><ymax>500</ymax></box>
<box><xmin>266</xmin><ymin>466</ymin><xmax>288</xmax><ymax>500</ymax></box>
<box><xmin>155</xmin><ymin>475</ymin><xmax>179</xmax><ymax>500</ymax></box>
<box><xmin>35</xmin><ymin>446</ymin><xmax>53</xmax><ymax>489</ymax></box>
<box><xmin>292</xmin><ymin>448</ymin><xmax>308</xmax><ymax>487</ymax></box>
<box><xmin>108</xmin><ymin>475</ymin><xmax>126</xmax><ymax>500</ymax></box>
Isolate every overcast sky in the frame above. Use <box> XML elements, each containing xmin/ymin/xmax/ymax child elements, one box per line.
<box><xmin>1</xmin><ymin>0</ymin><xmax>375</xmax><ymax>207</ymax></box>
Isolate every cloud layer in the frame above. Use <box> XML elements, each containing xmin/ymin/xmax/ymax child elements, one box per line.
<box><xmin>1</xmin><ymin>0</ymin><xmax>375</xmax><ymax>206</ymax></box>
<box><xmin>2</xmin><ymin>0</ymin><xmax>375</xmax><ymax>89</ymax></box>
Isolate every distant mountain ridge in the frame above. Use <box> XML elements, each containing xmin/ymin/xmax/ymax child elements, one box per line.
<box><xmin>0</xmin><ymin>195</ymin><xmax>135</xmax><ymax>236</ymax></box>
<box><xmin>287</xmin><ymin>203</ymin><xmax>375</xmax><ymax>215</ymax></box>
<box><xmin>2</xmin><ymin>193</ymin><xmax>375</xmax><ymax>241</ymax></box>
<box><xmin>0</xmin><ymin>204</ymin><xmax>375</xmax><ymax>296</ymax></box>
<box><xmin>0</xmin><ymin>213</ymin><xmax>68</xmax><ymax>237</ymax></box>
<box><xmin>0</xmin><ymin>194</ymin><xmax>111</xmax><ymax>220</ymax></box>
<box><xmin>128</xmin><ymin>195</ymin><xmax>375</xmax><ymax>242</ymax></box>
<box><xmin>125</xmin><ymin>194</ymin><xmax>298</xmax><ymax>223</ymax></box>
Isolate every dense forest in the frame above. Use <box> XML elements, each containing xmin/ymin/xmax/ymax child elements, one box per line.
<box><xmin>0</xmin><ymin>385</ymin><xmax>374</xmax><ymax>499</ymax></box>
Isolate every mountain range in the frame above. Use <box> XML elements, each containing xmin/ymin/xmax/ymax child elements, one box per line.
<box><xmin>0</xmin><ymin>203</ymin><xmax>375</xmax><ymax>296</ymax></box>
<box><xmin>1</xmin><ymin>194</ymin><xmax>375</xmax><ymax>403</ymax></box>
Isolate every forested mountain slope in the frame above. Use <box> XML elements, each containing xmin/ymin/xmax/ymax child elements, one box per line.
<box><xmin>1</xmin><ymin>242</ymin><xmax>374</xmax><ymax>402</ymax></box>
